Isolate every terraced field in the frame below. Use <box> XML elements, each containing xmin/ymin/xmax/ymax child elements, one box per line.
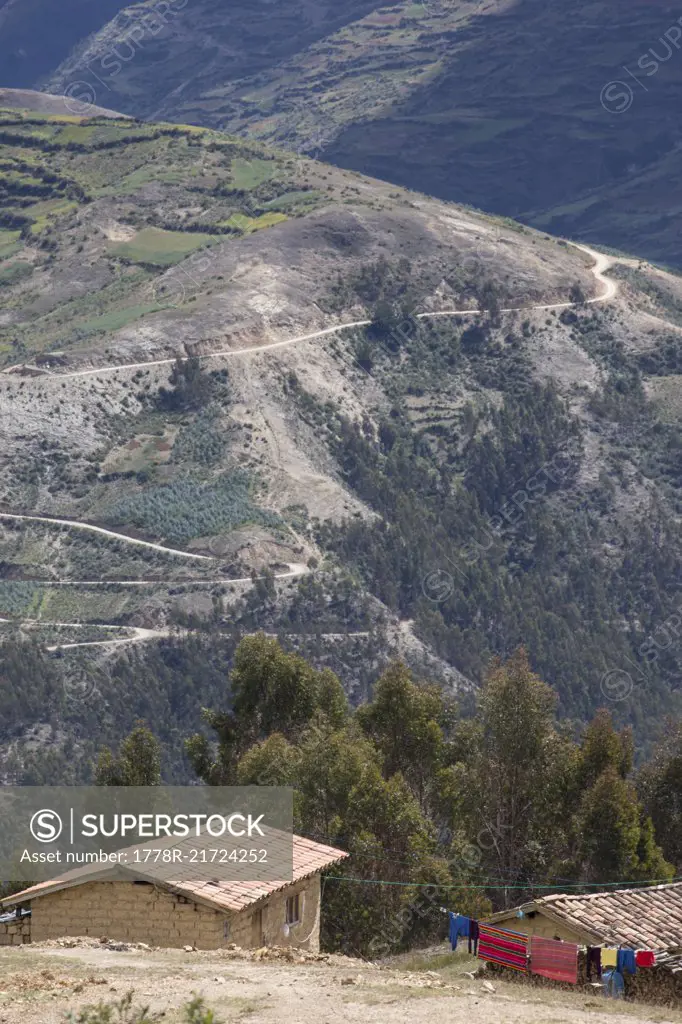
<box><xmin>4</xmin><ymin>98</ymin><xmax>682</xmax><ymax>758</ymax></box>
<box><xmin>0</xmin><ymin>107</ymin><xmax>344</xmax><ymax>367</ymax></box>
<box><xmin>25</xmin><ymin>0</ymin><xmax>682</xmax><ymax>269</ymax></box>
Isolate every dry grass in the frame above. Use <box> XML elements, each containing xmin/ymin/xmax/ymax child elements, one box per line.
<box><xmin>380</xmin><ymin>945</ymin><xmax>682</xmax><ymax>1023</ymax></box>
<box><xmin>1</xmin><ymin>944</ymin><xmax>681</xmax><ymax>1024</ymax></box>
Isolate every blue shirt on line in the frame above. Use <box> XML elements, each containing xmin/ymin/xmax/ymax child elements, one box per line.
<box><xmin>448</xmin><ymin>912</ymin><xmax>470</xmax><ymax>950</ymax></box>
<box><xmin>617</xmin><ymin>949</ymin><xmax>636</xmax><ymax>975</ymax></box>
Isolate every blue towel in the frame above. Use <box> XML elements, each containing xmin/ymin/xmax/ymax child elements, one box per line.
<box><xmin>617</xmin><ymin>949</ymin><xmax>636</xmax><ymax>975</ymax></box>
<box><xmin>603</xmin><ymin>969</ymin><xmax>625</xmax><ymax>998</ymax></box>
<box><xmin>448</xmin><ymin>913</ymin><xmax>470</xmax><ymax>950</ymax></box>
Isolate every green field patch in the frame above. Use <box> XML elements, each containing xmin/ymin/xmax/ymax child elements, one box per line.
<box><xmin>38</xmin><ymin>587</ymin><xmax>134</xmax><ymax>623</ymax></box>
<box><xmin>87</xmin><ymin>123</ymin><xmax>136</xmax><ymax>144</ymax></box>
<box><xmin>67</xmin><ymin>138</ymin><xmax>172</xmax><ymax>191</ymax></box>
<box><xmin>4</xmin><ymin>266</ymin><xmax>153</xmax><ymax>340</ymax></box>
<box><xmin>220</xmin><ymin>211</ymin><xmax>288</xmax><ymax>233</ymax></box>
<box><xmin>106</xmin><ymin>164</ymin><xmax>193</xmax><ymax>196</ymax></box>
<box><xmin>230</xmin><ymin>156</ymin><xmax>279</xmax><ymax>190</ymax></box>
<box><xmin>78</xmin><ymin>302</ymin><xmax>165</xmax><ymax>336</ymax></box>
<box><xmin>0</xmin><ymin>229</ymin><xmax>21</xmax><ymax>260</ymax></box>
<box><xmin>1</xmin><ymin>170</ymin><xmax>45</xmax><ymax>189</ymax></box>
<box><xmin>0</xmin><ymin>581</ymin><xmax>41</xmax><ymax>618</ymax></box>
<box><xmin>108</xmin><ymin>228</ymin><xmax>218</xmax><ymax>267</ymax></box>
<box><xmin>0</xmin><ymin>261</ymin><xmax>33</xmax><ymax>286</ymax></box>
<box><xmin>102</xmin><ymin>429</ymin><xmax>178</xmax><ymax>474</ymax></box>
<box><xmin>176</xmin><ymin>123</ymin><xmax>209</xmax><ymax>135</ymax></box>
<box><xmin>105</xmin><ymin>471</ymin><xmax>280</xmax><ymax>544</ymax></box>
<box><xmin>1</xmin><ymin>122</ymin><xmax>60</xmax><ymax>141</ymax></box>
<box><xmin>0</xmin><ymin>110</ymin><xmax>90</xmax><ymax>125</ymax></box>
<box><xmin>55</xmin><ymin>124</ymin><xmax>97</xmax><ymax>145</ymax></box>
<box><xmin>26</xmin><ymin>197</ymin><xmax>78</xmax><ymax>234</ymax></box>
<box><xmin>0</xmin><ymin>147</ymin><xmax>41</xmax><ymax>167</ymax></box>
<box><xmin>262</xmin><ymin>190</ymin><xmax>321</xmax><ymax>211</ymax></box>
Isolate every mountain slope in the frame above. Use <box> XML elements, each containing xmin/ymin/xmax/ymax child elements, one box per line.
<box><xmin>35</xmin><ymin>0</ymin><xmax>682</xmax><ymax>267</ymax></box>
<box><xmin>42</xmin><ymin>0</ymin><xmax>381</xmax><ymax>122</ymax></box>
<box><xmin>0</xmin><ymin>0</ymin><xmax>129</xmax><ymax>87</ymax></box>
<box><xmin>2</xmin><ymin>104</ymin><xmax>682</xmax><ymax>778</ymax></box>
<box><xmin>0</xmin><ymin>88</ymin><xmax>128</xmax><ymax>118</ymax></box>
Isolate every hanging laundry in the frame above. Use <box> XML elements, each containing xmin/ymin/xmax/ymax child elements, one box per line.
<box><xmin>586</xmin><ymin>946</ymin><xmax>602</xmax><ymax>981</ymax></box>
<box><xmin>468</xmin><ymin>918</ymin><xmax>480</xmax><ymax>956</ymax></box>
<box><xmin>602</xmin><ymin>968</ymin><xmax>625</xmax><ymax>999</ymax></box>
<box><xmin>617</xmin><ymin>949</ymin><xmax>636</xmax><ymax>975</ymax></box>
<box><xmin>478</xmin><ymin>924</ymin><xmax>528</xmax><ymax>973</ymax></box>
<box><xmin>601</xmin><ymin>948</ymin><xmax>618</xmax><ymax>968</ymax></box>
<box><xmin>530</xmin><ymin>935</ymin><xmax>578</xmax><ymax>984</ymax></box>
<box><xmin>448</xmin><ymin>912</ymin><xmax>469</xmax><ymax>950</ymax></box>
<box><xmin>635</xmin><ymin>950</ymin><xmax>655</xmax><ymax>968</ymax></box>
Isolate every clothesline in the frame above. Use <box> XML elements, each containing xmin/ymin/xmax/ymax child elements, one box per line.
<box><xmin>324</xmin><ymin>873</ymin><xmax>682</xmax><ymax>890</ymax></box>
<box><xmin>324</xmin><ymin>873</ymin><xmax>666</xmax><ymax>994</ymax></box>
<box><xmin>447</xmin><ymin>911</ymin><xmax>658</xmax><ymax>993</ymax></box>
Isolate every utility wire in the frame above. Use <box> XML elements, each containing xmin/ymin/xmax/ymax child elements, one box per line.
<box><xmin>323</xmin><ymin>874</ymin><xmax>682</xmax><ymax>891</ymax></box>
<box><xmin>303</xmin><ymin>831</ymin><xmax>680</xmax><ymax>890</ymax></box>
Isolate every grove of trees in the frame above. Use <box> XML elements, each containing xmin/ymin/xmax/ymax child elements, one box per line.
<box><xmin>97</xmin><ymin>637</ymin><xmax>682</xmax><ymax>956</ymax></box>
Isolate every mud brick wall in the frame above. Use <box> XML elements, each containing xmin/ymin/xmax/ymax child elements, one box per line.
<box><xmin>488</xmin><ymin>913</ymin><xmax>585</xmax><ymax>944</ymax></box>
<box><xmin>229</xmin><ymin>876</ymin><xmax>321</xmax><ymax>952</ymax></box>
<box><xmin>29</xmin><ymin>875</ymin><xmax>321</xmax><ymax>951</ymax></box>
<box><xmin>31</xmin><ymin>881</ymin><xmax>225</xmax><ymax>948</ymax></box>
<box><xmin>0</xmin><ymin>917</ymin><xmax>30</xmax><ymax>946</ymax></box>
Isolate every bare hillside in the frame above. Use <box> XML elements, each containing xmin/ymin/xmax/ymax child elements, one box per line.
<box><xmin>2</xmin><ymin>104</ymin><xmax>682</xmax><ymax>774</ymax></box>
<box><xmin>0</xmin><ymin>88</ymin><xmax>129</xmax><ymax>118</ymax></box>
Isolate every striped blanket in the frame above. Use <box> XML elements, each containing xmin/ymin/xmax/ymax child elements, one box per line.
<box><xmin>530</xmin><ymin>935</ymin><xmax>578</xmax><ymax>984</ymax></box>
<box><xmin>478</xmin><ymin>924</ymin><xmax>528</xmax><ymax>973</ymax></box>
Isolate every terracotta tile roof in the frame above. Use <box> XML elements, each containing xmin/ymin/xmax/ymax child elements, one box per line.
<box><xmin>488</xmin><ymin>882</ymin><xmax>682</xmax><ymax>950</ymax></box>
<box><xmin>167</xmin><ymin>834</ymin><xmax>349</xmax><ymax>913</ymax></box>
<box><xmin>654</xmin><ymin>949</ymin><xmax>682</xmax><ymax>973</ymax></box>
<box><xmin>1</xmin><ymin>833</ymin><xmax>348</xmax><ymax>915</ymax></box>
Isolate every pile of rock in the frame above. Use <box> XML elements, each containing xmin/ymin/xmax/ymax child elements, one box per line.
<box><xmin>35</xmin><ymin>936</ymin><xmax>152</xmax><ymax>952</ymax></box>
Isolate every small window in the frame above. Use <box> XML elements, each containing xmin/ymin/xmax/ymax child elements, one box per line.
<box><xmin>285</xmin><ymin>893</ymin><xmax>301</xmax><ymax>925</ymax></box>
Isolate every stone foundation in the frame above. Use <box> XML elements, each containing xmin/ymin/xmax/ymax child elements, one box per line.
<box><xmin>0</xmin><ymin>917</ymin><xmax>31</xmax><ymax>946</ymax></box>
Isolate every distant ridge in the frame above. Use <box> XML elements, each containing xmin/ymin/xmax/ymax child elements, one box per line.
<box><xmin>0</xmin><ymin>87</ymin><xmax>130</xmax><ymax>119</ymax></box>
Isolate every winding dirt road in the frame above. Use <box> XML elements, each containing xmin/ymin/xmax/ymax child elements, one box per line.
<box><xmin>0</xmin><ymin>617</ymin><xmax>168</xmax><ymax>651</ymax></box>
<box><xmin>419</xmin><ymin>244</ymin><xmax>618</xmax><ymax>319</ymax></box>
<box><xmin>0</xmin><ymin>514</ymin><xmax>308</xmax><ymax>582</ymax></box>
<box><xmin>44</xmin><ymin>628</ymin><xmax>164</xmax><ymax>651</ymax></box>
<box><xmin>0</xmin><ymin>511</ymin><xmax>212</xmax><ymax>560</ymax></box>
<box><xmin>2</xmin><ymin>244</ymin><xmax>617</xmax><ymax>381</ymax></box>
<box><xmin>0</xmin><ymin>244</ymin><xmax>620</xmax><ymax>648</ymax></box>
<box><xmin>35</xmin><ymin>564</ymin><xmax>310</xmax><ymax>586</ymax></box>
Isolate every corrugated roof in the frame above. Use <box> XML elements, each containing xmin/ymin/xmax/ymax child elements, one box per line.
<box><xmin>487</xmin><ymin>882</ymin><xmax>682</xmax><ymax>949</ymax></box>
<box><xmin>1</xmin><ymin>833</ymin><xmax>348</xmax><ymax>915</ymax></box>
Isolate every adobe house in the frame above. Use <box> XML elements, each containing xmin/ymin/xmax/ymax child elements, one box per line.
<box><xmin>484</xmin><ymin>882</ymin><xmax>682</xmax><ymax>1002</ymax></box>
<box><xmin>0</xmin><ymin>835</ymin><xmax>347</xmax><ymax>952</ymax></box>
<box><xmin>486</xmin><ymin>881</ymin><xmax>682</xmax><ymax>949</ymax></box>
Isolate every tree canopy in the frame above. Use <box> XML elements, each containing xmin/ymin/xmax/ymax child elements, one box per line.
<box><xmin>179</xmin><ymin>639</ymin><xmax>674</xmax><ymax>954</ymax></box>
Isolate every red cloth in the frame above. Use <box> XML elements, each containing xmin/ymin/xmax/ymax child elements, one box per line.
<box><xmin>635</xmin><ymin>950</ymin><xmax>655</xmax><ymax>968</ymax></box>
<box><xmin>478</xmin><ymin>924</ymin><xmax>528</xmax><ymax>972</ymax></box>
<box><xmin>530</xmin><ymin>935</ymin><xmax>578</xmax><ymax>984</ymax></box>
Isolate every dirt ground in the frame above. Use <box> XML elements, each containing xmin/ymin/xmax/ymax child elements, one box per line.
<box><xmin>0</xmin><ymin>941</ymin><xmax>681</xmax><ymax>1024</ymax></box>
